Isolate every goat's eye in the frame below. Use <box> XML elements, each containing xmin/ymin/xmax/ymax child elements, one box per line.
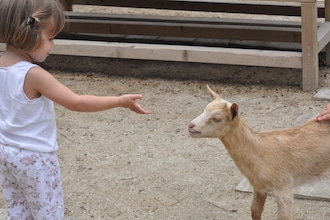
<box><xmin>212</xmin><ymin>117</ymin><xmax>221</xmax><ymax>123</ymax></box>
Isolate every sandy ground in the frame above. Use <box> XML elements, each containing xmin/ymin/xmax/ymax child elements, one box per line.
<box><xmin>0</xmin><ymin>55</ymin><xmax>324</xmax><ymax>220</ymax></box>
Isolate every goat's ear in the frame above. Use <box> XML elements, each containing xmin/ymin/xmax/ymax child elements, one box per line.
<box><xmin>206</xmin><ymin>85</ymin><xmax>219</xmax><ymax>100</ymax></box>
<box><xmin>230</xmin><ymin>103</ymin><xmax>239</xmax><ymax>120</ymax></box>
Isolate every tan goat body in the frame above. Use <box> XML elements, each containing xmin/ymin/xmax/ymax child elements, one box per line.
<box><xmin>188</xmin><ymin>85</ymin><xmax>330</xmax><ymax>220</ymax></box>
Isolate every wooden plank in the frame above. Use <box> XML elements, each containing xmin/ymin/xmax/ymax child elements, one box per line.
<box><xmin>51</xmin><ymin>39</ymin><xmax>302</xmax><ymax>68</ymax></box>
<box><xmin>64</xmin><ymin>14</ymin><xmax>302</xmax><ymax>42</ymax></box>
<box><xmin>68</xmin><ymin>0</ymin><xmax>324</xmax><ymax>16</ymax></box>
<box><xmin>65</xmin><ymin>22</ymin><xmax>302</xmax><ymax>42</ymax></box>
<box><xmin>0</xmin><ymin>40</ymin><xmax>302</xmax><ymax>69</ymax></box>
<box><xmin>57</xmin><ymin>32</ymin><xmax>303</xmax><ymax>50</ymax></box>
<box><xmin>65</xmin><ymin>11</ymin><xmax>303</xmax><ymax>26</ymax></box>
<box><xmin>318</xmin><ymin>21</ymin><xmax>330</xmax><ymax>52</ymax></box>
<box><xmin>0</xmin><ymin>43</ymin><xmax>5</xmax><ymax>51</ymax></box>
<box><xmin>301</xmin><ymin>2</ymin><xmax>319</xmax><ymax>90</ymax></box>
<box><xmin>236</xmin><ymin>177</ymin><xmax>330</xmax><ymax>202</ymax></box>
<box><xmin>65</xmin><ymin>25</ymin><xmax>300</xmax><ymax>43</ymax></box>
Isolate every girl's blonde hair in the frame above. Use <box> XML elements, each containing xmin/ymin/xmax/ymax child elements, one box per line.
<box><xmin>0</xmin><ymin>0</ymin><xmax>66</xmax><ymax>52</ymax></box>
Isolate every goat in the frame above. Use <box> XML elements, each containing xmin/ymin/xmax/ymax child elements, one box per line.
<box><xmin>188</xmin><ymin>85</ymin><xmax>330</xmax><ymax>220</ymax></box>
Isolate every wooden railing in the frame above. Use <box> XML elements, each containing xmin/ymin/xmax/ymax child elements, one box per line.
<box><xmin>1</xmin><ymin>0</ymin><xmax>328</xmax><ymax>90</ymax></box>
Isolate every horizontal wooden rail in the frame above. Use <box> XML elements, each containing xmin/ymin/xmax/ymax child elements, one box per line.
<box><xmin>67</xmin><ymin>0</ymin><xmax>323</xmax><ymax>16</ymax></box>
<box><xmin>51</xmin><ymin>39</ymin><xmax>303</xmax><ymax>68</ymax></box>
<box><xmin>318</xmin><ymin>22</ymin><xmax>330</xmax><ymax>51</ymax></box>
<box><xmin>0</xmin><ymin>40</ymin><xmax>302</xmax><ymax>68</ymax></box>
<box><xmin>64</xmin><ymin>12</ymin><xmax>302</xmax><ymax>43</ymax></box>
<box><xmin>52</xmin><ymin>0</ymin><xmax>330</xmax><ymax>91</ymax></box>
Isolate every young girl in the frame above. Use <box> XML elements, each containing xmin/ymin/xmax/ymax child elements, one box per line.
<box><xmin>0</xmin><ymin>0</ymin><xmax>150</xmax><ymax>219</ymax></box>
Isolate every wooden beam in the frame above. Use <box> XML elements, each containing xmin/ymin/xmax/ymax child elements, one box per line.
<box><xmin>68</xmin><ymin>0</ymin><xmax>323</xmax><ymax>16</ymax></box>
<box><xmin>318</xmin><ymin>21</ymin><xmax>330</xmax><ymax>52</ymax></box>
<box><xmin>51</xmin><ymin>39</ymin><xmax>302</xmax><ymax>68</ymax></box>
<box><xmin>0</xmin><ymin>43</ymin><xmax>4</xmax><ymax>51</ymax></box>
<box><xmin>64</xmin><ymin>13</ymin><xmax>302</xmax><ymax>42</ymax></box>
<box><xmin>0</xmin><ymin>40</ymin><xmax>302</xmax><ymax>69</ymax></box>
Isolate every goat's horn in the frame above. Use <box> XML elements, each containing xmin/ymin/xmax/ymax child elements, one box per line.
<box><xmin>206</xmin><ymin>85</ymin><xmax>219</xmax><ymax>100</ymax></box>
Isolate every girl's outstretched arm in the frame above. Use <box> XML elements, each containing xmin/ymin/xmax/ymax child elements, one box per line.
<box><xmin>24</xmin><ymin>66</ymin><xmax>150</xmax><ymax>114</ymax></box>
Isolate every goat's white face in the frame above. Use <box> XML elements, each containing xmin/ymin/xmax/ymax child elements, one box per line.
<box><xmin>188</xmin><ymin>85</ymin><xmax>239</xmax><ymax>139</ymax></box>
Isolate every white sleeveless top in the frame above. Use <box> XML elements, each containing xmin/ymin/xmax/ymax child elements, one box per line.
<box><xmin>0</xmin><ymin>60</ymin><xmax>58</xmax><ymax>152</ymax></box>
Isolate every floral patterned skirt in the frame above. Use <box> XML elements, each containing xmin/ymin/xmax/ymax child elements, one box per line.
<box><xmin>0</xmin><ymin>143</ymin><xmax>64</xmax><ymax>220</ymax></box>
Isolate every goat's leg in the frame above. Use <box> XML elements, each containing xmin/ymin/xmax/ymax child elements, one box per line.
<box><xmin>273</xmin><ymin>188</ymin><xmax>294</xmax><ymax>220</ymax></box>
<box><xmin>251</xmin><ymin>190</ymin><xmax>267</xmax><ymax>220</ymax></box>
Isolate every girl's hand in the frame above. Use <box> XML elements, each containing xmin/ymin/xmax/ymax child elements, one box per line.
<box><xmin>119</xmin><ymin>94</ymin><xmax>150</xmax><ymax>114</ymax></box>
<box><xmin>315</xmin><ymin>103</ymin><xmax>330</xmax><ymax>122</ymax></box>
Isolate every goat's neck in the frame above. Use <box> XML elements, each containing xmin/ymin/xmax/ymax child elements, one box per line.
<box><xmin>220</xmin><ymin>117</ymin><xmax>264</xmax><ymax>175</ymax></box>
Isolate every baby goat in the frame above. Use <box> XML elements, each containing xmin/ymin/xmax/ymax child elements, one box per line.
<box><xmin>188</xmin><ymin>85</ymin><xmax>330</xmax><ymax>220</ymax></box>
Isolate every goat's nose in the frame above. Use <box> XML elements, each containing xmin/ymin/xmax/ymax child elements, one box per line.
<box><xmin>188</xmin><ymin>123</ymin><xmax>195</xmax><ymax>128</ymax></box>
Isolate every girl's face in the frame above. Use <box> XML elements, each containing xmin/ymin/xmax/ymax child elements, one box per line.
<box><xmin>28</xmin><ymin>28</ymin><xmax>55</xmax><ymax>63</ymax></box>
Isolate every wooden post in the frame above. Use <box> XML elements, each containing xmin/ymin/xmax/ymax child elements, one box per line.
<box><xmin>301</xmin><ymin>1</ymin><xmax>318</xmax><ymax>91</ymax></box>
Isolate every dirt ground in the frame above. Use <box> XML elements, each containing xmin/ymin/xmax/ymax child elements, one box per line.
<box><xmin>4</xmin><ymin>55</ymin><xmax>324</xmax><ymax>220</ymax></box>
<box><xmin>0</xmin><ymin>56</ymin><xmax>330</xmax><ymax>219</ymax></box>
